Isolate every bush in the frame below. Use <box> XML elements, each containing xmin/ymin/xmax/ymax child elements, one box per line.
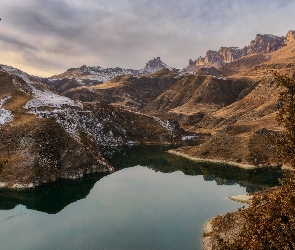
<box><xmin>0</xmin><ymin>158</ymin><xmax>8</xmax><ymax>171</ymax></box>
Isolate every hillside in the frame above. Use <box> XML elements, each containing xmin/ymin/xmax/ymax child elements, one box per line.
<box><xmin>2</xmin><ymin>28</ymin><xmax>295</xmax><ymax>188</ymax></box>
<box><xmin>170</xmin><ymin>41</ymin><xmax>295</xmax><ymax>167</ymax></box>
<box><xmin>63</xmin><ymin>68</ymin><xmax>182</xmax><ymax>108</ymax></box>
<box><xmin>0</xmin><ymin>65</ymin><xmax>182</xmax><ymax>188</ymax></box>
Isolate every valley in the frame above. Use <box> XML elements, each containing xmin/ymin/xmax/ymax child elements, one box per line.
<box><xmin>2</xmin><ymin>30</ymin><xmax>295</xmax><ymax>188</ymax></box>
<box><xmin>1</xmin><ymin>26</ymin><xmax>295</xmax><ymax>250</ymax></box>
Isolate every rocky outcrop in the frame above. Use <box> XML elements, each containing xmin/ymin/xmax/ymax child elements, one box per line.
<box><xmin>285</xmin><ymin>30</ymin><xmax>295</xmax><ymax>45</ymax></box>
<box><xmin>144</xmin><ymin>57</ymin><xmax>172</xmax><ymax>73</ymax></box>
<box><xmin>188</xmin><ymin>32</ymin><xmax>290</xmax><ymax>70</ymax></box>
<box><xmin>246</xmin><ymin>34</ymin><xmax>285</xmax><ymax>54</ymax></box>
<box><xmin>219</xmin><ymin>47</ymin><xmax>244</xmax><ymax>63</ymax></box>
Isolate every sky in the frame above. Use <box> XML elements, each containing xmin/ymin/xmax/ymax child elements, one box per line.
<box><xmin>1</xmin><ymin>0</ymin><xmax>295</xmax><ymax>77</ymax></box>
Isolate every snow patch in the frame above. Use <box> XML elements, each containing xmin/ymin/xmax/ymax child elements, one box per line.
<box><xmin>182</xmin><ymin>136</ymin><xmax>197</xmax><ymax>140</ymax></box>
<box><xmin>11</xmin><ymin>183</ymin><xmax>34</xmax><ymax>189</ymax></box>
<box><xmin>0</xmin><ymin>182</ymin><xmax>8</xmax><ymax>188</ymax></box>
<box><xmin>0</xmin><ymin>96</ymin><xmax>13</xmax><ymax>126</ymax></box>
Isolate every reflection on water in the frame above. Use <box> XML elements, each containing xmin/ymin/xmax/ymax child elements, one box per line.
<box><xmin>103</xmin><ymin>145</ymin><xmax>283</xmax><ymax>192</ymax></box>
<box><xmin>0</xmin><ymin>145</ymin><xmax>283</xmax><ymax>250</ymax></box>
<box><xmin>0</xmin><ymin>145</ymin><xmax>282</xmax><ymax>214</ymax></box>
<box><xmin>0</xmin><ymin>173</ymin><xmax>106</xmax><ymax>214</ymax></box>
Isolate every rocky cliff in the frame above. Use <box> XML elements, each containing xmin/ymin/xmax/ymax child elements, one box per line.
<box><xmin>187</xmin><ymin>31</ymin><xmax>293</xmax><ymax>70</ymax></box>
<box><xmin>285</xmin><ymin>30</ymin><xmax>295</xmax><ymax>45</ymax></box>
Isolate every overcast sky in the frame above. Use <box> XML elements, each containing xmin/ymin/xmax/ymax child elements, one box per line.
<box><xmin>1</xmin><ymin>0</ymin><xmax>295</xmax><ymax>77</ymax></box>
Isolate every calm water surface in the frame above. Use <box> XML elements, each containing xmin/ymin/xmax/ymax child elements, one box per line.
<box><xmin>0</xmin><ymin>146</ymin><xmax>282</xmax><ymax>250</ymax></box>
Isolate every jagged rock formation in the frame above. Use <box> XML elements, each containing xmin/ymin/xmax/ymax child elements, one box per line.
<box><xmin>285</xmin><ymin>30</ymin><xmax>295</xmax><ymax>45</ymax></box>
<box><xmin>144</xmin><ymin>57</ymin><xmax>173</xmax><ymax>73</ymax></box>
<box><xmin>187</xmin><ymin>31</ymin><xmax>294</xmax><ymax>70</ymax></box>
<box><xmin>0</xmin><ymin>65</ymin><xmax>182</xmax><ymax>188</ymax></box>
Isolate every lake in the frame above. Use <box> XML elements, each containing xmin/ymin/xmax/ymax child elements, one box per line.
<box><xmin>0</xmin><ymin>145</ymin><xmax>282</xmax><ymax>250</ymax></box>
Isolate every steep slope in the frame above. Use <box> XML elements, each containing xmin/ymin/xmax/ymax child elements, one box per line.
<box><xmin>144</xmin><ymin>74</ymin><xmax>256</xmax><ymax>125</ymax></box>
<box><xmin>0</xmin><ymin>65</ymin><xmax>182</xmax><ymax>188</ymax></box>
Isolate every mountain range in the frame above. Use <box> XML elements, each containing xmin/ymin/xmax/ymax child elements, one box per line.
<box><xmin>187</xmin><ymin>30</ymin><xmax>295</xmax><ymax>70</ymax></box>
<box><xmin>1</xmin><ymin>29</ymin><xmax>295</xmax><ymax>188</ymax></box>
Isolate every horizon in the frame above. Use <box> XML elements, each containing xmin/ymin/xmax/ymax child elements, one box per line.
<box><xmin>1</xmin><ymin>0</ymin><xmax>295</xmax><ymax>77</ymax></box>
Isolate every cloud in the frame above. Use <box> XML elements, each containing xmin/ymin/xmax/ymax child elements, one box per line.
<box><xmin>1</xmin><ymin>0</ymin><xmax>295</xmax><ymax>76</ymax></box>
<box><xmin>0</xmin><ymin>34</ymin><xmax>36</xmax><ymax>50</ymax></box>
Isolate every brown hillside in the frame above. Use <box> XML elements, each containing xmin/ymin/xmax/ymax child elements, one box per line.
<box><xmin>172</xmin><ymin>43</ymin><xmax>295</xmax><ymax>166</ymax></box>
<box><xmin>64</xmin><ymin>69</ymin><xmax>180</xmax><ymax>109</ymax></box>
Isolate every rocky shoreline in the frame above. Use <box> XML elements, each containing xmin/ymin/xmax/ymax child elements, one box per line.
<box><xmin>202</xmin><ymin>210</ymin><xmax>245</xmax><ymax>250</ymax></box>
<box><xmin>167</xmin><ymin>149</ymin><xmax>279</xmax><ymax>249</ymax></box>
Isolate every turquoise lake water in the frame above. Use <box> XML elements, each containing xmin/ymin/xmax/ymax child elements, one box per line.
<box><xmin>0</xmin><ymin>145</ymin><xmax>282</xmax><ymax>250</ymax></box>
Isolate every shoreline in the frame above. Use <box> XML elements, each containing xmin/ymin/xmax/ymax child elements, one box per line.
<box><xmin>167</xmin><ymin>149</ymin><xmax>257</xmax><ymax>169</ymax></box>
<box><xmin>168</xmin><ymin>149</ymin><xmax>278</xmax><ymax>249</ymax></box>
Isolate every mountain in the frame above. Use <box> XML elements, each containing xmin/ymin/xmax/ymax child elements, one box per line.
<box><xmin>0</xmin><ymin>65</ymin><xmax>182</xmax><ymax>188</ymax></box>
<box><xmin>40</xmin><ymin>57</ymin><xmax>174</xmax><ymax>94</ymax></box>
<box><xmin>187</xmin><ymin>30</ymin><xmax>295</xmax><ymax>70</ymax></box>
<box><xmin>169</xmin><ymin>39</ymin><xmax>295</xmax><ymax>167</ymax></box>
<box><xmin>143</xmin><ymin>57</ymin><xmax>173</xmax><ymax>73</ymax></box>
<box><xmin>63</xmin><ymin>68</ymin><xmax>181</xmax><ymax>108</ymax></box>
<box><xmin>2</xmin><ymin>27</ymin><xmax>295</xmax><ymax>188</ymax></box>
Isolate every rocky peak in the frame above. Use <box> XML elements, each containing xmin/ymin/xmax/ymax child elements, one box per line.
<box><xmin>246</xmin><ymin>34</ymin><xmax>285</xmax><ymax>54</ymax></box>
<box><xmin>285</xmin><ymin>30</ymin><xmax>295</xmax><ymax>45</ymax></box>
<box><xmin>144</xmin><ymin>57</ymin><xmax>172</xmax><ymax>73</ymax></box>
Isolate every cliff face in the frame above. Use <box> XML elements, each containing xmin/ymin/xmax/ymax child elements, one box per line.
<box><xmin>219</xmin><ymin>47</ymin><xmax>244</xmax><ymax>64</ymax></box>
<box><xmin>188</xmin><ymin>31</ymin><xmax>293</xmax><ymax>70</ymax></box>
<box><xmin>246</xmin><ymin>34</ymin><xmax>285</xmax><ymax>54</ymax></box>
<box><xmin>285</xmin><ymin>30</ymin><xmax>295</xmax><ymax>45</ymax></box>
